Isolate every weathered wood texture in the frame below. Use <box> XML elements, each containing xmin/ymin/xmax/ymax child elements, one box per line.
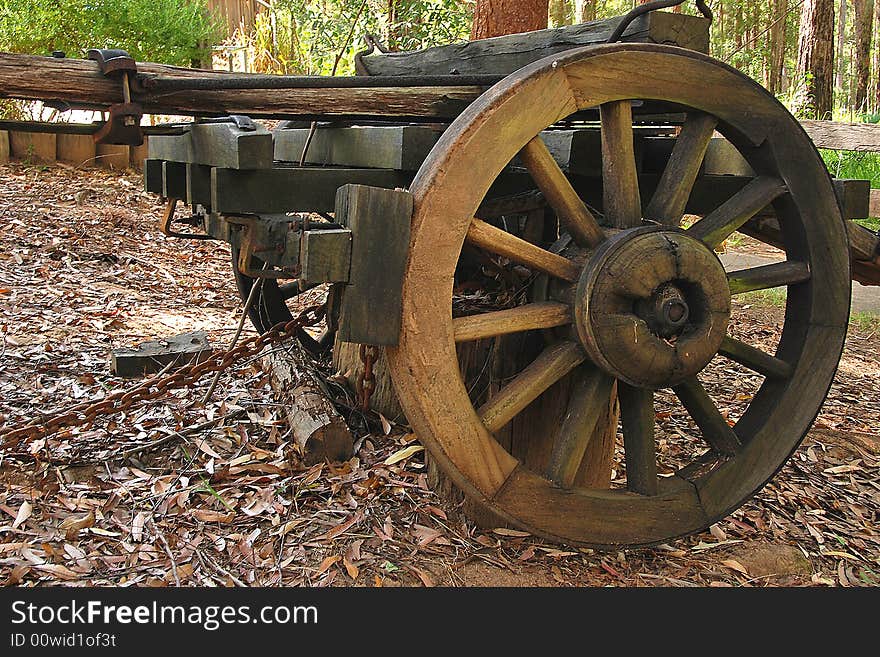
<box><xmin>275</xmin><ymin>126</ymin><xmax>442</xmax><ymax>169</ymax></box>
<box><xmin>0</xmin><ymin>54</ymin><xmax>485</xmax><ymax>120</ymax></box>
<box><xmin>264</xmin><ymin>339</ymin><xmax>353</xmax><ymax>465</ymax></box>
<box><xmin>210</xmin><ymin>167</ymin><xmax>410</xmax><ymax>214</ymax></box>
<box><xmin>0</xmin><ymin>130</ymin><xmax>9</xmax><ymax>162</ymax></box>
<box><xmin>56</xmin><ymin>133</ymin><xmax>96</xmax><ymax>166</ymax></box>
<box><xmin>111</xmin><ymin>331</ymin><xmax>213</xmax><ymax>378</ymax></box>
<box><xmin>359</xmin><ymin>12</ymin><xmax>709</xmax><ymax>76</ymax></box>
<box><xmin>870</xmin><ymin>189</ymin><xmax>880</xmax><ymax>217</ymax></box>
<box><xmin>9</xmin><ymin>131</ymin><xmax>55</xmax><ymax>162</ymax></box>
<box><xmin>801</xmin><ymin>119</ymin><xmax>880</xmax><ymax>151</ymax></box>
<box><xmin>335</xmin><ymin>185</ymin><xmax>413</xmax><ymax>346</ymax></box>
<box><xmin>148</xmin><ymin>122</ymin><xmax>273</xmax><ymax>169</ymax></box>
<box><xmin>96</xmin><ymin>143</ymin><xmax>129</xmax><ymax>170</ymax></box>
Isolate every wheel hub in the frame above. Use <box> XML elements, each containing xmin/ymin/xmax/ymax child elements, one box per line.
<box><xmin>574</xmin><ymin>226</ymin><xmax>731</xmax><ymax>388</ymax></box>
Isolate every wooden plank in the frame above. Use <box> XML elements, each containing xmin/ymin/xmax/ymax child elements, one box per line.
<box><xmin>300</xmin><ymin>229</ymin><xmax>352</xmax><ymax>285</ymax></box>
<box><xmin>336</xmin><ymin>185</ymin><xmax>413</xmax><ymax>346</ymax></box>
<box><xmin>211</xmin><ymin>167</ymin><xmax>410</xmax><ymax>214</ymax></box>
<box><xmin>274</xmin><ymin>125</ymin><xmax>442</xmax><ymax>170</ymax></box>
<box><xmin>162</xmin><ymin>161</ymin><xmax>187</xmax><ymax>199</ymax></box>
<box><xmin>185</xmin><ymin>163</ymin><xmax>212</xmax><ymax>206</ymax></box>
<box><xmin>9</xmin><ymin>130</ymin><xmax>55</xmax><ymax>162</ymax></box>
<box><xmin>148</xmin><ymin>121</ymin><xmax>273</xmax><ymax>169</ymax></box>
<box><xmin>800</xmin><ymin>119</ymin><xmax>880</xmax><ymax>151</ymax></box>
<box><xmin>833</xmin><ymin>178</ymin><xmax>871</xmax><ymax>219</ymax></box>
<box><xmin>870</xmin><ymin>188</ymin><xmax>880</xmax><ymax>217</ymax></box>
<box><xmin>56</xmin><ymin>133</ymin><xmax>95</xmax><ymax>167</ymax></box>
<box><xmin>144</xmin><ymin>159</ymin><xmax>164</xmax><ymax>195</ymax></box>
<box><xmin>358</xmin><ymin>12</ymin><xmax>709</xmax><ymax>76</ymax></box>
<box><xmin>0</xmin><ymin>130</ymin><xmax>8</xmax><ymax>162</ymax></box>
<box><xmin>96</xmin><ymin>143</ymin><xmax>129</xmax><ymax>170</ymax></box>
<box><xmin>111</xmin><ymin>331</ymin><xmax>212</xmax><ymax>378</ymax></box>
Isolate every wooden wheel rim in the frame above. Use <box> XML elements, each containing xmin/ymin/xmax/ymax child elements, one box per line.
<box><xmin>386</xmin><ymin>44</ymin><xmax>850</xmax><ymax>547</ymax></box>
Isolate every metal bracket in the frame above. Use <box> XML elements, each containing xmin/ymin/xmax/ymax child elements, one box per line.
<box><xmin>87</xmin><ymin>48</ymin><xmax>144</xmax><ymax>146</ymax></box>
<box><xmin>160</xmin><ymin>199</ymin><xmax>213</xmax><ymax>241</ymax></box>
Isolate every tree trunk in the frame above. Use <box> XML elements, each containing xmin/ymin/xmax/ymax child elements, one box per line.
<box><xmin>853</xmin><ymin>0</ymin><xmax>874</xmax><ymax>112</ymax></box>
<box><xmin>549</xmin><ymin>0</ymin><xmax>571</xmax><ymax>27</ymax></box>
<box><xmin>795</xmin><ymin>0</ymin><xmax>836</xmax><ymax>118</ymax></box>
<box><xmin>471</xmin><ymin>0</ymin><xmax>549</xmax><ymax>39</ymax></box>
<box><xmin>836</xmin><ymin>0</ymin><xmax>847</xmax><ymax>96</ymax></box>
<box><xmin>575</xmin><ymin>0</ymin><xmax>596</xmax><ymax>23</ymax></box>
<box><xmin>769</xmin><ymin>0</ymin><xmax>789</xmax><ymax>94</ymax></box>
<box><xmin>874</xmin><ymin>0</ymin><xmax>880</xmax><ymax>111</ymax></box>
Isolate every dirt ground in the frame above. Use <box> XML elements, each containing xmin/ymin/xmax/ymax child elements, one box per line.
<box><xmin>0</xmin><ymin>162</ymin><xmax>878</xmax><ymax>587</ymax></box>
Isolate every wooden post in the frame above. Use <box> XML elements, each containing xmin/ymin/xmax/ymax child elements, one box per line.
<box><xmin>96</xmin><ymin>144</ymin><xmax>130</xmax><ymax>170</ymax></box>
<box><xmin>9</xmin><ymin>131</ymin><xmax>56</xmax><ymax>162</ymax></box>
<box><xmin>0</xmin><ymin>130</ymin><xmax>8</xmax><ymax>163</ymax></box>
<box><xmin>57</xmin><ymin>133</ymin><xmax>96</xmax><ymax>167</ymax></box>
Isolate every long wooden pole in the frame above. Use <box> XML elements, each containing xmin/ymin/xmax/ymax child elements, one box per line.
<box><xmin>0</xmin><ymin>53</ymin><xmax>485</xmax><ymax>120</ymax></box>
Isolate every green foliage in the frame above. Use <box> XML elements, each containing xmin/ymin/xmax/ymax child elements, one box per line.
<box><xmin>0</xmin><ymin>0</ymin><xmax>222</xmax><ymax>65</ymax></box>
<box><xmin>238</xmin><ymin>0</ymin><xmax>474</xmax><ymax>76</ymax></box>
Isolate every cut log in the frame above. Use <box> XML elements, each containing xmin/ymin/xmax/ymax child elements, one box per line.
<box><xmin>265</xmin><ymin>339</ymin><xmax>354</xmax><ymax>465</ymax></box>
<box><xmin>0</xmin><ymin>53</ymin><xmax>486</xmax><ymax>121</ymax></box>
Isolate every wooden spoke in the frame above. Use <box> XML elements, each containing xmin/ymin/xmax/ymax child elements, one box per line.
<box><xmin>719</xmin><ymin>336</ymin><xmax>793</xmax><ymax>379</ymax></box>
<box><xmin>546</xmin><ymin>366</ymin><xmax>616</xmax><ymax>488</ymax></box>
<box><xmin>687</xmin><ymin>176</ymin><xmax>788</xmax><ymax>247</ymax></box>
<box><xmin>479</xmin><ymin>341</ymin><xmax>586</xmax><ymax>435</ymax></box>
<box><xmin>618</xmin><ymin>383</ymin><xmax>658</xmax><ymax>496</ymax></box>
<box><xmin>466</xmin><ymin>218</ymin><xmax>581</xmax><ymax>282</ymax></box>
<box><xmin>453</xmin><ymin>302</ymin><xmax>571</xmax><ymax>343</ymax></box>
<box><xmin>673</xmin><ymin>377</ymin><xmax>741</xmax><ymax>456</ymax></box>
<box><xmin>600</xmin><ymin>100</ymin><xmax>642</xmax><ymax>228</ymax></box>
<box><xmin>728</xmin><ymin>261</ymin><xmax>811</xmax><ymax>295</ymax></box>
<box><xmin>519</xmin><ymin>135</ymin><xmax>605</xmax><ymax>247</ymax></box>
<box><xmin>279</xmin><ymin>282</ymin><xmax>300</xmax><ymax>300</ymax></box>
<box><xmin>644</xmin><ymin>112</ymin><xmax>718</xmax><ymax>226</ymax></box>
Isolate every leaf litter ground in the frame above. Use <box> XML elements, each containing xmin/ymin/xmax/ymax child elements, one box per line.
<box><xmin>0</xmin><ymin>162</ymin><xmax>878</xmax><ymax>587</ymax></box>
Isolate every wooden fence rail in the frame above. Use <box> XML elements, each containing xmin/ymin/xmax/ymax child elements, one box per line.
<box><xmin>0</xmin><ymin>118</ymin><xmax>878</xmax><ymax>214</ymax></box>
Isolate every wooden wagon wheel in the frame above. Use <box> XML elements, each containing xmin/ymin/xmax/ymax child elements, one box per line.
<box><xmin>386</xmin><ymin>43</ymin><xmax>851</xmax><ymax>547</ymax></box>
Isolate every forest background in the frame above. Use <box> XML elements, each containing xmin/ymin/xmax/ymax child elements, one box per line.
<box><xmin>1</xmin><ymin>0</ymin><xmax>879</xmax><ymax>190</ymax></box>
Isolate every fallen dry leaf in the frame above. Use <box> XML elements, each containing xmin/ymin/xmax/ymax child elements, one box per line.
<box><xmin>12</xmin><ymin>501</ymin><xmax>32</xmax><ymax>529</ymax></box>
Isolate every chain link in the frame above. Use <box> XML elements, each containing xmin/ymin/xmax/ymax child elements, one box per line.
<box><xmin>355</xmin><ymin>344</ymin><xmax>378</xmax><ymax>412</ymax></box>
<box><xmin>1</xmin><ymin>304</ymin><xmax>326</xmax><ymax>449</ymax></box>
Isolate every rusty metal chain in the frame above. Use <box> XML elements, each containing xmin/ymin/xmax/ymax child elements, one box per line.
<box><xmin>1</xmin><ymin>304</ymin><xmax>325</xmax><ymax>449</ymax></box>
<box><xmin>355</xmin><ymin>344</ymin><xmax>379</xmax><ymax>412</ymax></box>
